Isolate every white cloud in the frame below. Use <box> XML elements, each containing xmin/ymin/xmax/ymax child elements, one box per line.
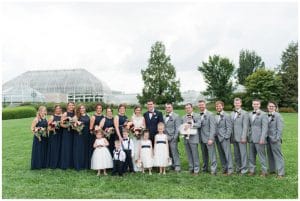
<box><xmin>1</xmin><ymin>2</ymin><xmax>297</xmax><ymax>93</ymax></box>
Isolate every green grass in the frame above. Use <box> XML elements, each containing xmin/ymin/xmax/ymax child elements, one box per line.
<box><xmin>2</xmin><ymin>110</ymin><xmax>298</xmax><ymax>198</ymax></box>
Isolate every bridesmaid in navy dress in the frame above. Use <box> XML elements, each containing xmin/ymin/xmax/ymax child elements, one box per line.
<box><xmin>73</xmin><ymin>104</ymin><xmax>90</xmax><ymax>170</ymax></box>
<box><xmin>60</xmin><ymin>102</ymin><xmax>75</xmax><ymax>170</ymax></box>
<box><xmin>47</xmin><ymin>105</ymin><xmax>63</xmax><ymax>169</ymax></box>
<box><xmin>114</xmin><ymin>104</ymin><xmax>128</xmax><ymax>141</ymax></box>
<box><xmin>89</xmin><ymin>103</ymin><xmax>104</xmax><ymax>163</ymax></box>
<box><xmin>31</xmin><ymin>106</ymin><xmax>48</xmax><ymax>169</ymax></box>
<box><xmin>99</xmin><ymin>107</ymin><xmax>115</xmax><ymax>156</ymax></box>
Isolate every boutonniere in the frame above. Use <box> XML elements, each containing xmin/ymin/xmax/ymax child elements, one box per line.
<box><xmin>169</xmin><ymin>116</ymin><xmax>173</xmax><ymax>121</ymax></box>
<box><xmin>203</xmin><ymin>115</ymin><xmax>207</xmax><ymax>120</ymax></box>
<box><xmin>268</xmin><ymin>114</ymin><xmax>275</xmax><ymax>121</ymax></box>
<box><xmin>256</xmin><ymin>111</ymin><xmax>261</xmax><ymax>116</ymax></box>
<box><xmin>153</xmin><ymin>112</ymin><xmax>156</xmax><ymax>116</ymax></box>
<box><xmin>220</xmin><ymin>114</ymin><xmax>224</xmax><ymax>120</ymax></box>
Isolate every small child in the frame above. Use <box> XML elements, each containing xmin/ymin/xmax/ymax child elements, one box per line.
<box><xmin>112</xmin><ymin>140</ymin><xmax>126</xmax><ymax>176</ymax></box>
<box><xmin>153</xmin><ymin>122</ymin><xmax>169</xmax><ymax>175</ymax></box>
<box><xmin>121</xmin><ymin>128</ymin><xmax>135</xmax><ymax>173</ymax></box>
<box><xmin>90</xmin><ymin>130</ymin><xmax>113</xmax><ymax>176</ymax></box>
<box><xmin>139</xmin><ymin>129</ymin><xmax>153</xmax><ymax>175</ymax></box>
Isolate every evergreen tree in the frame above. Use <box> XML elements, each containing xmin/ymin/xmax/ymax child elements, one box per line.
<box><xmin>137</xmin><ymin>41</ymin><xmax>183</xmax><ymax>105</ymax></box>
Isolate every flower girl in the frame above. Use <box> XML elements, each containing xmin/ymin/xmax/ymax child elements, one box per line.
<box><xmin>153</xmin><ymin>123</ymin><xmax>169</xmax><ymax>175</ymax></box>
<box><xmin>91</xmin><ymin>129</ymin><xmax>113</xmax><ymax>176</ymax></box>
<box><xmin>139</xmin><ymin>130</ymin><xmax>153</xmax><ymax>175</ymax></box>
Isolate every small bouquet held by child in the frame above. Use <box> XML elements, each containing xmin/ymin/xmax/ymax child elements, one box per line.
<box><xmin>34</xmin><ymin>127</ymin><xmax>48</xmax><ymax>142</ymax></box>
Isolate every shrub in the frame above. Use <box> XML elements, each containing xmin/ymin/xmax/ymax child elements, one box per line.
<box><xmin>3</xmin><ymin>106</ymin><xmax>37</xmax><ymax>120</ymax></box>
<box><xmin>279</xmin><ymin>107</ymin><xmax>297</xmax><ymax>113</ymax></box>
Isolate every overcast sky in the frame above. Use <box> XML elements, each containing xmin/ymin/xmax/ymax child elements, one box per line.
<box><xmin>2</xmin><ymin>1</ymin><xmax>297</xmax><ymax>93</ymax></box>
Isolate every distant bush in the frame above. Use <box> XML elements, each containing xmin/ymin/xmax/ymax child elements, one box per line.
<box><xmin>279</xmin><ymin>107</ymin><xmax>297</xmax><ymax>113</ymax></box>
<box><xmin>3</xmin><ymin>106</ymin><xmax>37</xmax><ymax>120</ymax></box>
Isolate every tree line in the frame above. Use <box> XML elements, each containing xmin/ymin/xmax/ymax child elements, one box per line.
<box><xmin>138</xmin><ymin>41</ymin><xmax>298</xmax><ymax>111</ymax></box>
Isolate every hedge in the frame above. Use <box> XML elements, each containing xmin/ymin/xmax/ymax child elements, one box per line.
<box><xmin>2</xmin><ymin>106</ymin><xmax>37</xmax><ymax>120</ymax></box>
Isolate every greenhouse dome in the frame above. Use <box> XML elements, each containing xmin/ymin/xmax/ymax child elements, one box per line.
<box><xmin>2</xmin><ymin>69</ymin><xmax>112</xmax><ymax>103</ymax></box>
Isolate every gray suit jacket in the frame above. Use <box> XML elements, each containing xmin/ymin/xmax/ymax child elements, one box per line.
<box><xmin>267</xmin><ymin>112</ymin><xmax>284</xmax><ymax>143</ymax></box>
<box><xmin>199</xmin><ymin>110</ymin><xmax>216</xmax><ymax>144</ymax></box>
<box><xmin>215</xmin><ymin>112</ymin><xmax>232</xmax><ymax>142</ymax></box>
<box><xmin>182</xmin><ymin>113</ymin><xmax>201</xmax><ymax>144</ymax></box>
<box><xmin>164</xmin><ymin>112</ymin><xmax>181</xmax><ymax>141</ymax></box>
<box><xmin>231</xmin><ymin>109</ymin><xmax>249</xmax><ymax>142</ymax></box>
<box><xmin>248</xmin><ymin>110</ymin><xmax>268</xmax><ymax>144</ymax></box>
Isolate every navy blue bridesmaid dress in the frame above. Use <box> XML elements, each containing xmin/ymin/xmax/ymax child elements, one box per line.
<box><xmin>89</xmin><ymin>114</ymin><xmax>104</xmax><ymax>163</ymax></box>
<box><xmin>31</xmin><ymin>118</ymin><xmax>48</xmax><ymax>170</ymax></box>
<box><xmin>103</xmin><ymin>117</ymin><xmax>115</xmax><ymax>156</ymax></box>
<box><xmin>118</xmin><ymin>114</ymin><xmax>128</xmax><ymax>139</ymax></box>
<box><xmin>47</xmin><ymin>115</ymin><xmax>62</xmax><ymax>169</ymax></box>
<box><xmin>73</xmin><ymin>114</ymin><xmax>90</xmax><ymax>170</ymax></box>
<box><xmin>60</xmin><ymin>112</ymin><xmax>74</xmax><ymax>170</ymax></box>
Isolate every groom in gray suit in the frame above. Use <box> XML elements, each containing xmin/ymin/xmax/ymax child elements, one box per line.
<box><xmin>266</xmin><ymin>101</ymin><xmax>285</xmax><ymax>178</ymax></box>
<box><xmin>164</xmin><ymin>103</ymin><xmax>181</xmax><ymax>172</ymax></box>
<box><xmin>248</xmin><ymin>99</ymin><xmax>268</xmax><ymax>176</ymax></box>
<box><xmin>198</xmin><ymin>100</ymin><xmax>217</xmax><ymax>175</ymax></box>
<box><xmin>214</xmin><ymin>100</ymin><xmax>233</xmax><ymax>175</ymax></box>
<box><xmin>182</xmin><ymin>103</ymin><xmax>201</xmax><ymax>175</ymax></box>
<box><xmin>231</xmin><ymin>97</ymin><xmax>249</xmax><ymax>175</ymax></box>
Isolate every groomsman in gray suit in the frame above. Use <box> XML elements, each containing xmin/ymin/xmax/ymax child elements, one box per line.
<box><xmin>231</xmin><ymin>97</ymin><xmax>249</xmax><ymax>175</ymax></box>
<box><xmin>182</xmin><ymin>103</ymin><xmax>201</xmax><ymax>175</ymax></box>
<box><xmin>248</xmin><ymin>99</ymin><xmax>268</xmax><ymax>177</ymax></box>
<box><xmin>198</xmin><ymin>100</ymin><xmax>217</xmax><ymax>175</ymax></box>
<box><xmin>266</xmin><ymin>101</ymin><xmax>285</xmax><ymax>178</ymax></box>
<box><xmin>214</xmin><ymin>101</ymin><xmax>233</xmax><ymax>175</ymax></box>
<box><xmin>164</xmin><ymin>103</ymin><xmax>181</xmax><ymax>172</ymax></box>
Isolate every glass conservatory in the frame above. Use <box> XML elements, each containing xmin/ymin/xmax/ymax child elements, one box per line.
<box><xmin>2</xmin><ymin>69</ymin><xmax>112</xmax><ymax>103</ymax></box>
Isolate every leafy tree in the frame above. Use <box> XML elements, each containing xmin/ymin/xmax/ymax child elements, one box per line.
<box><xmin>137</xmin><ymin>41</ymin><xmax>183</xmax><ymax>105</ymax></box>
<box><xmin>198</xmin><ymin>55</ymin><xmax>234</xmax><ymax>103</ymax></box>
<box><xmin>278</xmin><ymin>41</ymin><xmax>298</xmax><ymax>109</ymax></box>
<box><xmin>237</xmin><ymin>49</ymin><xmax>265</xmax><ymax>85</ymax></box>
<box><xmin>244</xmin><ymin>69</ymin><xmax>283</xmax><ymax>108</ymax></box>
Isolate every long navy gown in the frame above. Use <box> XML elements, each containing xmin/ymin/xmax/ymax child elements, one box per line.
<box><xmin>47</xmin><ymin>115</ymin><xmax>62</xmax><ymax>169</ymax></box>
<box><xmin>60</xmin><ymin>112</ymin><xmax>74</xmax><ymax>170</ymax></box>
<box><xmin>103</xmin><ymin>117</ymin><xmax>115</xmax><ymax>156</ymax></box>
<box><xmin>31</xmin><ymin>118</ymin><xmax>48</xmax><ymax>170</ymax></box>
<box><xmin>118</xmin><ymin>114</ymin><xmax>128</xmax><ymax>139</ymax></box>
<box><xmin>73</xmin><ymin>114</ymin><xmax>90</xmax><ymax>170</ymax></box>
<box><xmin>89</xmin><ymin>114</ymin><xmax>104</xmax><ymax>164</ymax></box>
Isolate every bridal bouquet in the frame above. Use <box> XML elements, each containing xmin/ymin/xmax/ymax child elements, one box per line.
<box><xmin>103</xmin><ymin>127</ymin><xmax>115</xmax><ymax>139</ymax></box>
<box><xmin>48</xmin><ymin>121</ymin><xmax>60</xmax><ymax>134</ymax></box>
<box><xmin>72</xmin><ymin>121</ymin><xmax>84</xmax><ymax>134</ymax></box>
<box><xmin>34</xmin><ymin>127</ymin><xmax>48</xmax><ymax>142</ymax></box>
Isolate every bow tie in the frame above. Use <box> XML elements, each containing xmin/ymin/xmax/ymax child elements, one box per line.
<box><xmin>217</xmin><ymin>112</ymin><xmax>221</xmax><ymax>115</ymax></box>
<box><xmin>252</xmin><ymin>111</ymin><xmax>256</xmax><ymax>114</ymax></box>
<box><xmin>268</xmin><ymin>114</ymin><xmax>273</xmax><ymax>117</ymax></box>
<box><xmin>200</xmin><ymin>112</ymin><xmax>204</xmax><ymax>115</ymax></box>
<box><xmin>166</xmin><ymin>114</ymin><xmax>170</xmax><ymax>117</ymax></box>
<box><xmin>123</xmin><ymin>139</ymin><xmax>128</xmax><ymax>141</ymax></box>
<box><xmin>234</xmin><ymin>110</ymin><xmax>239</xmax><ymax>113</ymax></box>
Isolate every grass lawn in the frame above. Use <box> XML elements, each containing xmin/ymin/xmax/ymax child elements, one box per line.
<box><xmin>2</xmin><ymin>110</ymin><xmax>298</xmax><ymax>198</ymax></box>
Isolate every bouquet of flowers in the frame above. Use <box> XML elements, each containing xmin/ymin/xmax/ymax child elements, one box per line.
<box><xmin>61</xmin><ymin>117</ymin><xmax>75</xmax><ymax>131</ymax></box>
<box><xmin>103</xmin><ymin>127</ymin><xmax>115</xmax><ymax>139</ymax></box>
<box><xmin>123</xmin><ymin>120</ymin><xmax>134</xmax><ymax>130</ymax></box>
<box><xmin>48</xmin><ymin>121</ymin><xmax>60</xmax><ymax>134</ymax></box>
<box><xmin>72</xmin><ymin>121</ymin><xmax>84</xmax><ymax>134</ymax></box>
<box><xmin>34</xmin><ymin>127</ymin><xmax>48</xmax><ymax>142</ymax></box>
<box><xmin>135</xmin><ymin>159</ymin><xmax>142</xmax><ymax>168</ymax></box>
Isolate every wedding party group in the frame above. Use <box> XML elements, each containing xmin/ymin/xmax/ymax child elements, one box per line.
<box><xmin>30</xmin><ymin>98</ymin><xmax>285</xmax><ymax>178</ymax></box>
